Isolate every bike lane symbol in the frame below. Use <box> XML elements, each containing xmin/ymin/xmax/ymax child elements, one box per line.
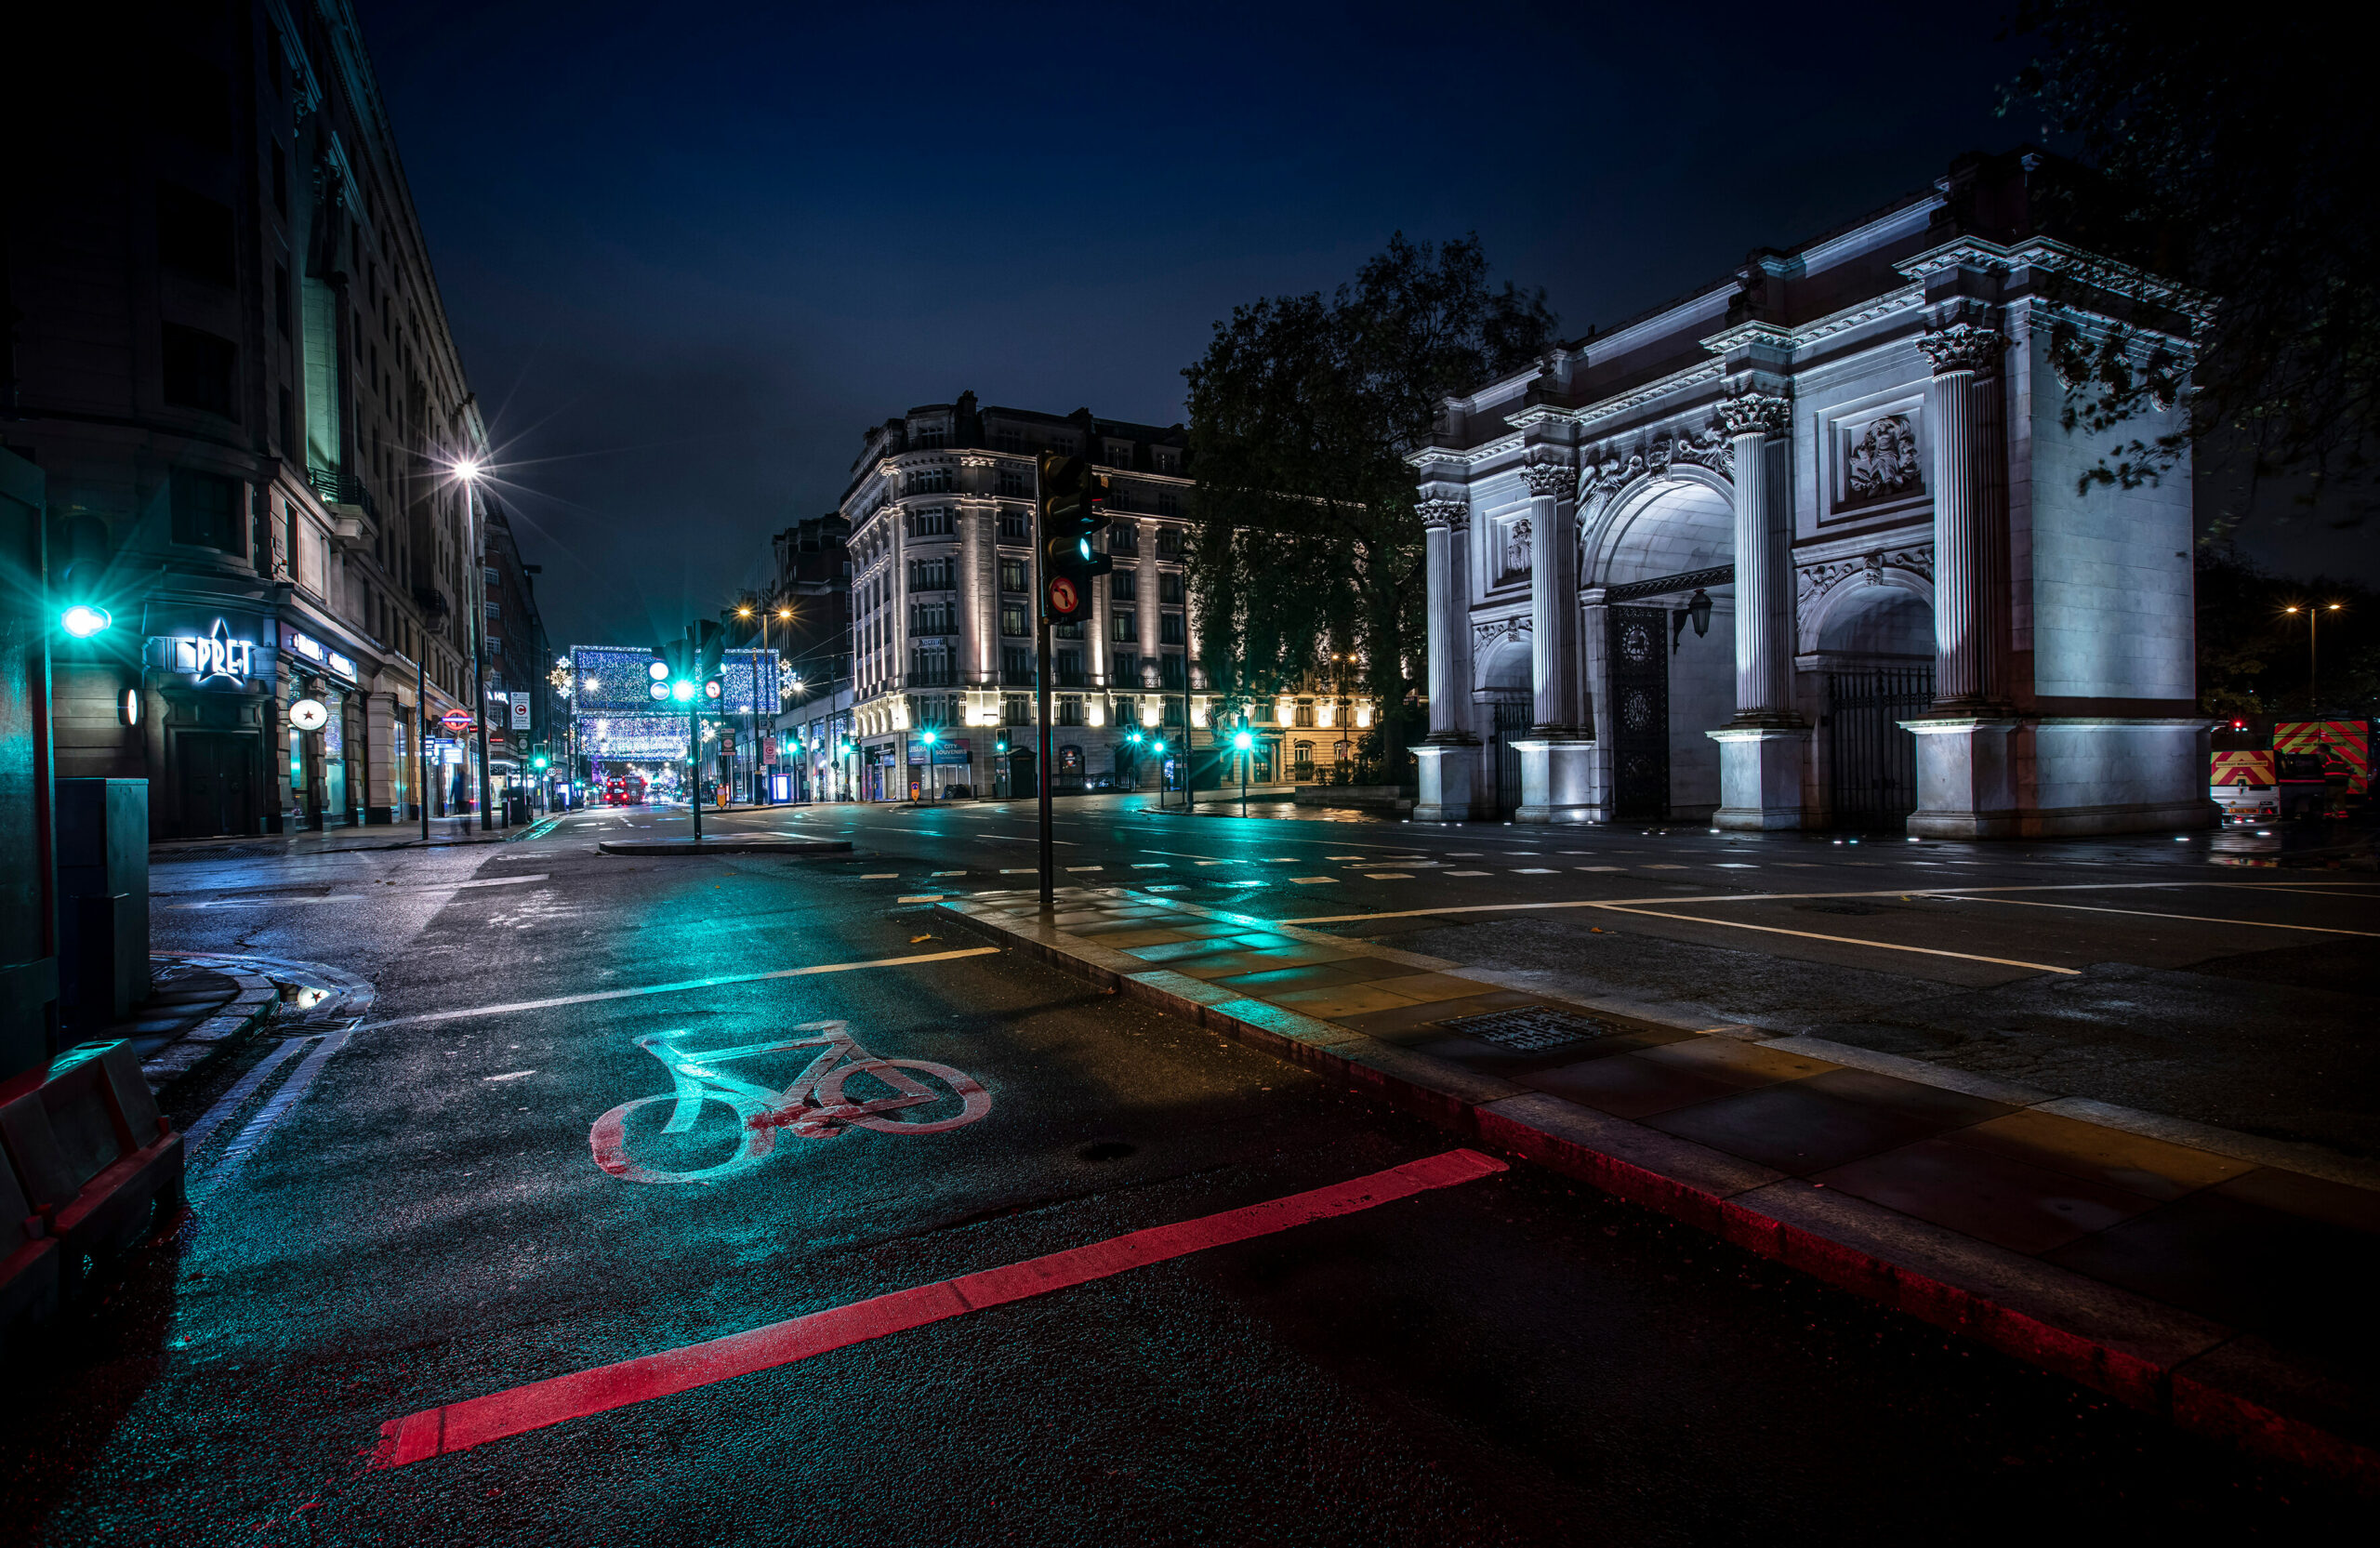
<box><xmin>589</xmin><ymin>1020</ymin><xmax>990</xmax><ymax>1185</ymax></box>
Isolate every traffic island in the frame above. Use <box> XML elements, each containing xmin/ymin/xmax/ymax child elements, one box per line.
<box><xmin>938</xmin><ymin>884</ymin><xmax>2380</xmax><ymax>1491</ymax></box>
<box><xmin>597</xmin><ymin>834</ymin><xmax>853</xmax><ymax>857</ymax></box>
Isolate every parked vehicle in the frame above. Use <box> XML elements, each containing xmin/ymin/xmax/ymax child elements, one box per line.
<box><xmin>2209</xmin><ymin>719</ymin><xmax>2368</xmax><ymax>824</ymax></box>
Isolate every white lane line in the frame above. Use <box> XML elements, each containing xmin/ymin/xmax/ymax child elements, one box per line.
<box><xmin>1594</xmin><ymin>906</ymin><xmax>2081</xmax><ymax>974</ymax></box>
<box><xmin>183</xmin><ymin>1036</ymin><xmax>314</xmax><ymax>1152</ymax></box>
<box><xmin>1940</xmin><ymin>895</ymin><xmax>2380</xmax><ymax>935</ymax></box>
<box><xmin>483</xmin><ymin>1069</ymin><xmax>537</xmax><ymax>1082</ymax></box>
<box><xmin>897</xmin><ymin>894</ymin><xmax>945</xmax><ymax>903</ymax></box>
<box><xmin>1278</xmin><ymin>879</ymin><xmax>2324</xmax><ymax>925</ymax></box>
<box><xmin>1066</xmin><ymin>866</ymin><xmax>1104</xmax><ymax>873</ymax></box>
<box><xmin>191</xmin><ymin>1028</ymin><xmax>354</xmax><ymax>1204</ymax></box>
<box><xmin>1290</xmin><ymin>877</ymin><xmax>1334</xmax><ymax>884</ymax></box>
<box><xmin>356</xmin><ymin>947</ymin><xmax>1002</xmax><ymax>1031</ymax></box>
<box><xmin>447</xmin><ymin>874</ymin><xmax>549</xmax><ymax>890</ymax></box>
<box><xmin>862</xmin><ymin>872</ymin><xmax>899</xmax><ymax>879</ymax></box>
<box><xmin>1448</xmin><ymin>870</ymin><xmax>1490</xmax><ymax>877</ymax></box>
<box><xmin>1514</xmin><ymin>868</ymin><xmax>1556</xmax><ymax>875</ymax></box>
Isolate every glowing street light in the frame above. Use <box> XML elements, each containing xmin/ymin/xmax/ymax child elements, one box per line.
<box><xmin>60</xmin><ymin>603</ymin><xmax>112</xmax><ymax>639</ymax></box>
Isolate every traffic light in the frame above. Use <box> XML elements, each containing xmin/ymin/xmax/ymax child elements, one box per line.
<box><xmin>533</xmin><ymin>754</ymin><xmax>549</xmax><ymax>771</ymax></box>
<box><xmin>1232</xmin><ymin>729</ymin><xmax>1254</xmax><ymax>752</ymax></box>
<box><xmin>1037</xmin><ymin>453</ymin><xmax>1112</xmax><ymax>623</ymax></box>
<box><xmin>694</xmin><ymin>619</ymin><xmax>725</xmax><ymax>701</ymax></box>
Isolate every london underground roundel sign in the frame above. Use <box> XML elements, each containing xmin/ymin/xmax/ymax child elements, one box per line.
<box><xmin>1046</xmin><ymin>576</ymin><xmax>1078</xmax><ymax>616</ymax></box>
<box><xmin>441</xmin><ymin>709</ymin><xmax>476</xmax><ymax>733</ymax></box>
<box><xmin>288</xmin><ymin>698</ymin><xmax>329</xmax><ymax>733</ymax></box>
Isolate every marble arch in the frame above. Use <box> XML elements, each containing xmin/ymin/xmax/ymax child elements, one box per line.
<box><xmin>1409</xmin><ymin>149</ymin><xmax>2212</xmax><ymax>837</ymax></box>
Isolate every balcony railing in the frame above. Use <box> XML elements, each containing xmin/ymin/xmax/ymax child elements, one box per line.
<box><xmin>905</xmin><ymin>670</ymin><xmax>956</xmax><ymax>688</ymax></box>
<box><xmin>309</xmin><ymin>467</ymin><xmax>373</xmax><ymax>514</ymax></box>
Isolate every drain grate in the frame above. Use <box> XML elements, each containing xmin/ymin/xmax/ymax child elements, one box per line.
<box><xmin>1440</xmin><ymin>1006</ymin><xmax>1609</xmax><ymax>1052</ymax></box>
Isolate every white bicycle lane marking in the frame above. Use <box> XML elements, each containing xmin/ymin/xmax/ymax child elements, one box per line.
<box><xmin>589</xmin><ymin>1020</ymin><xmax>989</xmax><ymax>1185</ymax></box>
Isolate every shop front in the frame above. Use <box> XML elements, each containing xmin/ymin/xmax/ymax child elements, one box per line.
<box><xmin>141</xmin><ymin>604</ymin><xmax>278</xmax><ymax>839</ymax></box>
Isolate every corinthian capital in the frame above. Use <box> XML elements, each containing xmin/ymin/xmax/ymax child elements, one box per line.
<box><xmin>1416</xmin><ymin>498</ymin><xmax>1470</xmax><ymax>532</ymax></box>
<box><xmin>1714</xmin><ymin>392</ymin><xmax>1792</xmax><ymax>442</ymax></box>
<box><xmin>1516</xmin><ymin>459</ymin><xmax>1577</xmax><ymax>499</ymax></box>
<box><xmin>1916</xmin><ymin>323</ymin><xmax>2008</xmax><ymax>377</ymax></box>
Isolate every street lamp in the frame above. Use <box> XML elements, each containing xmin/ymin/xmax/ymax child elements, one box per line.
<box><xmin>919</xmin><ymin>726</ymin><xmax>938</xmax><ymax>804</ymax></box>
<box><xmin>455</xmin><ymin>458</ymin><xmax>496</xmax><ymax>831</ymax></box>
<box><xmin>2283</xmin><ymin>602</ymin><xmax>2346</xmax><ymax>714</ymax></box>
<box><xmin>1233</xmin><ymin>726</ymin><xmax>1254</xmax><ymax>810</ymax></box>
<box><xmin>60</xmin><ymin>603</ymin><xmax>112</xmax><ymax>639</ymax></box>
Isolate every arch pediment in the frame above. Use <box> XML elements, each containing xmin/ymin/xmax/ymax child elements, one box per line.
<box><xmin>1583</xmin><ymin>470</ymin><xmax>1737</xmax><ymax>590</ymax></box>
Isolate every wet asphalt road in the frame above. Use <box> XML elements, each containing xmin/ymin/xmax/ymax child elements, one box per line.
<box><xmin>5</xmin><ymin>803</ymin><xmax>2367</xmax><ymax>1543</ymax></box>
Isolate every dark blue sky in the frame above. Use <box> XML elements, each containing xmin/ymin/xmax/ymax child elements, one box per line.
<box><xmin>359</xmin><ymin>1</ymin><xmax>2066</xmax><ymax>647</ymax></box>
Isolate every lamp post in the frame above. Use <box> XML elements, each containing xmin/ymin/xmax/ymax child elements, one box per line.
<box><xmin>456</xmin><ymin>459</ymin><xmax>495</xmax><ymax>832</ymax></box>
<box><xmin>919</xmin><ymin>726</ymin><xmax>939</xmax><ymax>804</ymax></box>
<box><xmin>2283</xmin><ymin>602</ymin><xmax>2346</xmax><ymax>715</ymax></box>
<box><xmin>1233</xmin><ymin>725</ymin><xmax>1253</xmax><ymax>813</ymax></box>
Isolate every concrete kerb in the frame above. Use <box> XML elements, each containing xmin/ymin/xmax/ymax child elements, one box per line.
<box><xmin>934</xmin><ymin>887</ymin><xmax>2380</xmax><ymax>1492</ymax></box>
<box><xmin>137</xmin><ymin>965</ymin><xmax>281</xmax><ymax>1086</ymax></box>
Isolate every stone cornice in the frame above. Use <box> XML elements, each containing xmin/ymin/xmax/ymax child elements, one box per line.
<box><xmin>1697</xmin><ymin>321</ymin><xmax>1796</xmax><ymax>359</ymax></box>
<box><xmin>1405</xmin><ymin>432</ymin><xmax>1523</xmax><ymax>470</ymax></box>
<box><xmin>1896</xmin><ymin>234</ymin><xmax>2214</xmax><ymax>331</ymax></box>
<box><xmin>1572</xmin><ymin>359</ymin><xmax>1726</xmax><ymax>431</ymax></box>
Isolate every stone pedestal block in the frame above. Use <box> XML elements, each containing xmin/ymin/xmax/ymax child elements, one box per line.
<box><xmin>1413</xmin><ymin>739</ymin><xmax>1484</xmax><ymax>822</ymax></box>
<box><xmin>1708</xmin><ymin>723</ymin><xmax>1809</xmax><ymax>830</ymax></box>
<box><xmin>1905</xmin><ymin>716</ymin><xmax>2021</xmax><ymax>838</ymax></box>
<box><xmin>1513</xmin><ymin>737</ymin><xmax>1597</xmax><ymax>824</ymax></box>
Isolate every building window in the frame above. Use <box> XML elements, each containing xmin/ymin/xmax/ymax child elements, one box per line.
<box><xmin>1163</xmin><ymin>696</ymin><xmax>1184</xmax><ymax>725</ymax></box>
<box><xmin>169</xmin><ymin>469</ymin><xmax>241</xmax><ymax>551</ymax></box>
<box><xmin>1002</xmin><ymin>647</ymin><xmax>1034</xmax><ymax>685</ymax></box>
<box><xmin>1116</xmin><ymin>695</ymin><xmax>1136</xmax><ymax>725</ymax></box>
<box><xmin>1114</xmin><ymin>652</ymin><xmax>1139</xmax><ymax>686</ymax></box>
<box><xmin>909</xmin><ymin>556</ymin><xmax>955</xmax><ymax>590</ymax></box>
<box><xmin>999</xmin><ymin>557</ymin><xmax>1027</xmax><ymax>593</ymax></box>
<box><xmin>909</xmin><ymin>466</ymin><xmax>951</xmax><ymax>494</ymax></box>
<box><xmin>1110</xmin><ymin>609</ymin><xmax>1137</xmax><ymax>642</ymax></box>
<box><xmin>1104</xmin><ymin>443</ymin><xmax>1133</xmax><ymax>468</ymax></box>
<box><xmin>1160</xmin><ymin>612</ymin><xmax>1184</xmax><ymax>644</ymax></box>
<box><xmin>1108</xmin><ymin>524</ymin><xmax>1139</xmax><ymax>556</ymax></box>
<box><xmin>1003</xmin><ymin>694</ymin><xmax>1031</xmax><ymax>723</ymax></box>
<box><xmin>1110</xmin><ymin>570</ymin><xmax>1136</xmax><ymax>600</ymax></box>
<box><xmin>909</xmin><ymin>506</ymin><xmax>953</xmax><ymax>538</ymax></box>
<box><xmin>1160</xmin><ymin>653</ymin><xmax>1186</xmax><ymax>688</ymax></box>
<box><xmin>1157</xmin><ymin>449</ymin><xmax>1180</xmax><ymax>473</ymax></box>
<box><xmin>1056</xmin><ymin>649</ymin><xmax>1083</xmax><ymax>686</ymax></box>
<box><xmin>1294</xmin><ymin>701</ymin><xmax>1316</xmax><ymax>727</ymax></box>
<box><xmin>156</xmin><ymin>184</ymin><xmax>235</xmax><ymax>285</ymax></box>
<box><xmin>161</xmin><ymin>324</ymin><xmax>237</xmax><ymax>417</ymax></box>
<box><xmin>909</xmin><ymin>601</ymin><xmax>955</xmax><ymax>635</ymax></box>
<box><xmin>1157</xmin><ymin>489</ymin><xmax>1182</xmax><ymax>517</ymax></box>
<box><xmin>1000</xmin><ymin>603</ymin><xmax>1028</xmax><ymax>638</ymax></box>
<box><xmin>998</xmin><ymin>509</ymin><xmax>1031</xmax><ymax>543</ymax></box>
<box><xmin>1054</xmin><ymin>620</ymin><xmax>1084</xmax><ymax>641</ymax></box>
<box><xmin>1057</xmin><ymin>696</ymin><xmax>1084</xmax><ymax>726</ymax></box>
<box><xmin>997</xmin><ymin>468</ymin><xmax>1029</xmax><ymax>497</ymax></box>
<box><xmin>995</xmin><ymin>430</ymin><xmax>1024</xmax><ymax>454</ymax></box>
<box><xmin>913</xmin><ymin>426</ymin><xmax>946</xmax><ymax>448</ymax></box>
<box><xmin>1158</xmin><ymin>572</ymin><xmax>1184</xmax><ymax>604</ymax></box>
<box><xmin>1294</xmin><ymin>740</ymin><xmax>1315</xmax><ymax>771</ymax></box>
<box><xmin>1157</xmin><ymin>526</ymin><xmax>1183</xmax><ymax>557</ymax></box>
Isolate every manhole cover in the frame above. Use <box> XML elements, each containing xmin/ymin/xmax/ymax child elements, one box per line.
<box><xmin>1440</xmin><ymin>1006</ymin><xmax>1609</xmax><ymax>1052</ymax></box>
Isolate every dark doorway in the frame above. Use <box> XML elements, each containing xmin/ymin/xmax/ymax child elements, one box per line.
<box><xmin>1608</xmin><ymin>605</ymin><xmax>1670</xmax><ymax>821</ymax></box>
<box><xmin>178</xmin><ymin>731</ymin><xmax>257</xmax><ymax>837</ymax></box>
<box><xmin>1826</xmin><ymin>668</ymin><xmax>1932</xmax><ymax>829</ymax></box>
<box><xmin>1487</xmin><ymin>693</ymin><xmax>1527</xmax><ymax>817</ymax></box>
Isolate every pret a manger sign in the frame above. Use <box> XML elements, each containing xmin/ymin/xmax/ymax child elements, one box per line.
<box><xmin>170</xmin><ymin>618</ymin><xmax>257</xmax><ymax>683</ymax></box>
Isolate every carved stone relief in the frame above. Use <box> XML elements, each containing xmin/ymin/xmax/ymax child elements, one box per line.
<box><xmin>1794</xmin><ymin>543</ymin><xmax>1935</xmax><ymax>620</ymax></box>
<box><xmin>1473</xmin><ymin>615</ymin><xmax>1532</xmax><ymax>653</ymax></box>
<box><xmin>1844</xmin><ymin>414</ymin><xmax>1922</xmax><ymax>502</ymax></box>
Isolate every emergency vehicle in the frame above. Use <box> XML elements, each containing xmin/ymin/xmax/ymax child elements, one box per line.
<box><xmin>2209</xmin><ymin>719</ymin><xmax>2368</xmax><ymax>824</ymax></box>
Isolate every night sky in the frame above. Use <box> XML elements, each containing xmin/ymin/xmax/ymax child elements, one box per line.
<box><xmin>359</xmin><ymin>2</ymin><xmax>2321</xmax><ymax>652</ymax></box>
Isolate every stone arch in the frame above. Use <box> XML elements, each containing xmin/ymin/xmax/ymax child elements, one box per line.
<box><xmin>1586</xmin><ymin>470</ymin><xmax>1734</xmax><ymax>588</ymax></box>
<box><xmin>1801</xmin><ymin>568</ymin><xmax>1935</xmax><ymax>657</ymax></box>
<box><xmin>1477</xmin><ymin>637</ymin><xmax>1531</xmax><ymax>694</ymax></box>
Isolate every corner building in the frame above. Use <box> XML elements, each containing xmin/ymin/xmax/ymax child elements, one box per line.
<box><xmin>842</xmin><ymin>394</ymin><xmax>1200</xmax><ymax>800</ymax></box>
<box><xmin>8</xmin><ymin>0</ymin><xmax>490</xmax><ymax>837</ymax></box>
<box><xmin>1411</xmin><ymin>150</ymin><xmax>2211</xmax><ymax>838</ymax></box>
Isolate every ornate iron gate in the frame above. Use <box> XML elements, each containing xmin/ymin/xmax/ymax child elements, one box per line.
<box><xmin>1826</xmin><ymin>668</ymin><xmax>1933</xmax><ymax>828</ymax></box>
<box><xmin>1608</xmin><ymin>606</ymin><xmax>1670</xmax><ymax>821</ymax></box>
<box><xmin>1488</xmin><ymin>693</ymin><xmax>1527</xmax><ymax>817</ymax></box>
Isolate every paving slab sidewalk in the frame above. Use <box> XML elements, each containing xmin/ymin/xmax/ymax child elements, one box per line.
<box><xmin>939</xmin><ymin>885</ymin><xmax>2380</xmax><ymax>1490</ymax></box>
<box><xmin>94</xmin><ymin>953</ymin><xmax>284</xmax><ymax>1086</ymax></box>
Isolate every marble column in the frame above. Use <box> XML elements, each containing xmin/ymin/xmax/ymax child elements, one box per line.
<box><xmin>1413</xmin><ymin>496</ymin><xmax>1479</xmax><ymax>820</ymax></box>
<box><xmin>1513</xmin><ymin>457</ymin><xmax>1593</xmax><ymax>822</ymax></box>
<box><xmin>1905</xmin><ymin>323</ymin><xmax>2020</xmax><ymax>838</ymax></box>
<box><xmin>1706</xmin><ymin>394</ymin><xmax>1808</xmax><ymax>829</ymax></box>
<box><xmin>1717</xmin><ymin>393</ymin><xmax>1792</xmax><ymax>719</ymax></box>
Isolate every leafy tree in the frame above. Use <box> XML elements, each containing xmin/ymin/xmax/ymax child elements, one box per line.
<box><xmin>2003</xmin><ymin>5</ymin><xmax>2376</xmax><ymax>532</ymax></box>
<box><xmin>1183</xmin><ymin>234</ymin><xmax>1554</xmax><ymax>782</ymax></box>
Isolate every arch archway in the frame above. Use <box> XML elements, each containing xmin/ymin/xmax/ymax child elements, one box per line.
<box><xmin>1586</xmin><ymin>475</ymin><xmax>1736</xmax><ymax>819</ymax></box>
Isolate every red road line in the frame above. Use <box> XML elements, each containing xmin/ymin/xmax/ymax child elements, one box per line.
<box><xmin>373</xmin><ymin>1147</ymin><xmax>1506</xmax><ymax>1468</ymax></box>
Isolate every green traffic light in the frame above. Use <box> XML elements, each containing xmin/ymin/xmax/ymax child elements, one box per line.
<box><xmin>534</xmin><ymin>755</ymin><xmax>549</xmax><ymax>770</ymax></box>
<box><xmin>672</xmin><ymin>680</ymin><xmax>695</xmax><ymax>703</ymax></box>
<box><xmin>1233</xmin><ymin>730</ymin><xmax>1253</xmax><ymax>750</ymax></box>
<box><xmin>919</xmin><ymin>728</ymin><xmax>937</xmax><ymax>746</ymax></box>
<box><xmin>60</xmin><ymin>603</ymin><xmax>112</xmax><ymax>638</ymax></box>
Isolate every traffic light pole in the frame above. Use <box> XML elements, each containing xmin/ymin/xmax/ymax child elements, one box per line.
<box><xmin>690</xmin><ymin>695</ymin><xmax>704</xmax><ymax>840</ymax></box>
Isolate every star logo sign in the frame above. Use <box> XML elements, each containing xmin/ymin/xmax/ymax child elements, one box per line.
<box><xmin>189</xmin><ymin>618</ymin><xmax>255</xmax><ymax>683</ymax></box>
